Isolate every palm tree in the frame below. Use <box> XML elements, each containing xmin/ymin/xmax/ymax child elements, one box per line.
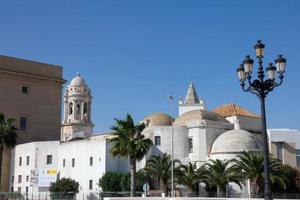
<box><xmin>176</xmin><ymin>162</ymin><xmax>206</xmax><ymax>196</ymax></box>
<box><xmin>0</xmin><ymin>113</ymin><xmax>17</xmax><ymax>189</ymax></box>
<box><xmin>145</xmin><ymin>153</ymin><xmax>180</xmax><ymax>195</ymax></box>
<box><xmin>109</xmin><ymin>114</ymin><xmax>153</xmax><ymax>197</ymax></box>
<box><xmin>204</xmin><ymin>159</ymin><xmax>243</xmax><ymax>197</ymax></box>
<box><xmin>233</xmin><ymin>151</ymin><xmax>286</xmax><ymax>197</ymax></box>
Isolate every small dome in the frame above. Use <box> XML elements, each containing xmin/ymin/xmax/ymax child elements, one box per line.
<box><xmin>211</xmin><ymin>129</ymin><xmax>261</xmax><ymax>154</ymax></box>
<box><xmin>69</xmin><ymin>73</ymin><xmax>86</xmax><ymax>87</ymax></box>
<box><xmin>173</xmin><ymin>110</ymin><xmax>227</xmax><ymax>126</ymax></box>
<box><xmin>142</xmin><ymin>113</ymin><xmax>172</xmax><ymax>127</ymax></box>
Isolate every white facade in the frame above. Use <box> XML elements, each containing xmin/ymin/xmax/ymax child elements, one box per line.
<box><xmin>10</xmin><ymin>135</ymin><xmax>129</xmax><ymax>196</ymax></box>
<box><xmin>10</xmin><ymin>141</ymin><xmax>59</xmax><ymax>193</ymax></box>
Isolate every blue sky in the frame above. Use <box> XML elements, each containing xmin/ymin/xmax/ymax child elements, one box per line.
<box><xmin>1</xmin><ymin>0</ymin><xmax>299</xmax><ymax>132</ymax></box>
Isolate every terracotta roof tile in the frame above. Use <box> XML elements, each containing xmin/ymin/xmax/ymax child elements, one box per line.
<box><xmin>212</xmin><ymin>104</ymin><xmax>260</xmax><ymax>118</ymax></box>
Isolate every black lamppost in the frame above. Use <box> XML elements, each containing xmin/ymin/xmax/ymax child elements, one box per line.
<box><xmin>236</xmin><ymin>40</ymin><xmax>287</xmax><ymax>200</ymax></box>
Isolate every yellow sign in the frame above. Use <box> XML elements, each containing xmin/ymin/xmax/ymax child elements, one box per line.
<box><xmin>47</xmin><ymin>170</ymin><xmax>57</xmax><ymax>175</ymax></box>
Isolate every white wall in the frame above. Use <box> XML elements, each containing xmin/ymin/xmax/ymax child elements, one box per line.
<box><xmin>58</xmin><ymin>135</ymin><xmax>107</xmax><ymax>193</ymax></box>
<box><xmin>226</xmin><ymin>116</ymin><xmax>261</xmax><ymax>133</ymax></box>
<box><xmin>268</xmin><ymin>129</ymin><xmax>300</xmax><ymax>148</ymax></box>
<box><xmin>10</xmin><ymin>141</ymin><xmax>59</xmax><ymax>193</ymax></box>
<box><xmin>10</xmin><ymin>134</ymin><xmax>130</xmax><ymax>195</ymax></box>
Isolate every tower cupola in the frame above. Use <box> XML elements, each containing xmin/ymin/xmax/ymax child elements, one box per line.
<box><xmin>61</xmin><ymin>73</ymin><xmax>93</xmax><ymax>142</ymax></box>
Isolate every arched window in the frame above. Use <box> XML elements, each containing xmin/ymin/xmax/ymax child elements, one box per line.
<box><xmin>69</xmin><ymin>102</ymin><xmax>73</xmax><ymax>115</ymax></box>
<box><xmin>76</xmin><ymin>104</ymin><xmax>81</xmax><ymax>115</ymax></box>
<box><xmin>83</xmin><ymin>102</ymin><xmax>88</xmax><ymax>115</ymax></box>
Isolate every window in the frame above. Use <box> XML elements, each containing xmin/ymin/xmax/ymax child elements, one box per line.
<box><xmin>84</xmin><ymin>103</ymin><xmax>88</xmax><ymax>115</ymax></box>
<box><xmin>18</xmin><ymin>175</ymin><xmax>22</xmax><ymax>183</ymax></box>
<box><xmin>276</xmin><ymin>143</ymin><xmax>283</xmax><ymax>161</ymax></box>
<box><xmin>296</xmin><ymin>149</ymin><xmax>300</xmax><ymax>167</ymax></box>
<box><xmin>26</xmin><ymin>156</ymin><xmax>30</xmax><ymax>165</ymax></box>
<box><xmin>11</xmin><ymin>187</ymin><xmax>14</xmax><ymax>192</ymax></box>
<box><xmin>11</xmin><ymin>176</ymin><xmax>14</xmax><ymax>183</ymax></box>
<box><xmin>72</xmin><ymin>158</ymin><xmax>75</xmax><ymax>167</ymax></box>
<box><xmin>63</xmin><ymin>159</ymin><xmax>65</xmax><ymax>167</ymax></box>
<box><xmin>89</xmin><ymin>180</ymin><xmax>93</xmax><ymax>190</ymax></box>
<box><xmin>19</xmin><ymin>157</ymin><xmax>22</xmax><ymax>166</ymax></box>
<box><xmin>20</xmin><ymin>116</ymin><xmax>27</xmax><ymax>130</ymax></box>
<box><xmin>46</xmin><ymin>155</ymin><xmax>53</xmax><ymax>165</ymax></box>
<box><xmin>89</xmin><ymin>157</ymin><xmax>93</xmax><ymax>166</ymax></box>
<box><xmin>154</xmin><ymin>136</ymin><xmax>161</xmax><ymax>146</ymax></box>
<box><xmin>189</xmin><ymin>137</ymin><xmax>193</xmax><ymax>153</ymax></box>
<box><xmin>69</xmin><ymin>102</ymin><xmax>73</xmax><ymax>115</ymax></box>
<box><xmin>17</xmin><ymin>187</ymin><xmax>21</xmax><ymax>192</ymax></box>
<box><xmin>21</xmin><ymin>86</ymin><xmax>29</xmax><ymax>94</ymax></box>
<box><xmin>76</xmin><ymin>104</ymin><xmax>81</xmax><ymax>115</ymax></box>
<box><xmin>26</xmin><ymin>186</ymin><xmax>29</xmax><ymax>193</ymax></box>
<box><xmin>26</xmin><ymin>176</ymin><xmax>29</xmax><ymax>182</ymax></box>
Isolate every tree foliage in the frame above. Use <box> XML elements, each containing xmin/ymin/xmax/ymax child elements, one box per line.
<box><xmin>49</xmin><ymin>178</ymin><xmax>79</xmax><ymax>198</ymax></box>
<box><xmin>98</xmin><ymin>171</ymin><xmax>150</xmax><ymax>192</ymax></box>
<box><xmin>0</xmin><ymin>113</ymin><xmax>17</xmax><ymax>188</ymax></box>
<box><xmin>204</xmin><ymin>159</ymin><xmax>243</xmax><ymax>197</ymax></box>
<box><xmin>98</xmin><ymin>172</ymin><xmax>123</xmax><ymax>192</ymax></box>
<box><xmin>176</xmin><ymin>162</ymin><xmax>206</xmax><ymax>194</ymax></box>
<box><xmin>145</xmin><ymin>153</ymin><xmax>180</xmax><ymax>194</ymax></box>
<box><xmin>109</xmin><ymin>114</ymin><xmax>153</xmax><ymax>196</ymax></box>
<box><xmin>233</xmin><ymin>151</ymin><xmax>286</xmax><ymax>196</ymax></box>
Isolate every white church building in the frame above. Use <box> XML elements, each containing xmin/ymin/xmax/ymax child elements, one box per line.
<box><xmin>9</xmin><ymin>74</ymin><xmax>264</xmax><ymax>197</ymax></box>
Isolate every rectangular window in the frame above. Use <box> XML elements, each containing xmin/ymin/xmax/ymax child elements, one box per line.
<box><xmin>26</xmin><ymin>186</ymin><xmax>29</xmax><ymax>193</ymax></box>
<box><xmin>154</xmin><ymin>136</ymin><xmax>161</xmax><ymax>146</ymax></box>
<box><xmin>63</xmin><ymin>159</ymin><xmax>65</xmax><ymax>167</ymax></box>
<box><xmin>276</xmin><ymin>143</ymin><xmax>283</xmax><ymax>161</ymax></box>
<box><xmin>296</xmin><ymin>149</ymin><xmax>300</xmax><ymax>167</ymax></box>
<box><xmin>297</xmin><ymin>156</ymin><xmax>300</xmax><ymax>167</ymax></box>
<box><xmin>89</xmin><ymin>180</ymin><xmax>93</xmax><ymax>190</ymax></box>
<box><xmin>46</xmin><ymin>155</ymin><xmax>53</xmax><ymax>165</ymax></box>
<box><xmin>189</xmin><ymin>137</ymin><xmax>193</xmax><ymax>153</ymax></box>
<box><xmin>72</xmin><ymin>158</ymin><xmax>75</xmax><ymax>167</ymax></box>
<box><xmin>20</xmin><ymin>116</ymin><xmax>27</xmax><ymax>130</ymax></box>
<box><xmin>26</xmin><ymin>176</ymin><xmax>29</xmax><ymax>182</ymax></box>
<box><xmin>21</xmin><ymin>86</ymin><xmax>29</xmax><ymax>94</ymax></box>
<box><xmin>12</xmin><ymin>176</ymin><xmax>14</xmax><ymax>183</ymax></box>
<box><xmin>11</xmin><ymin>187</ymin><xmax>14</xmax><ymax>192</ymax></box>
<box><xmin>90</xmin><ymin>157</ymin><xmax>93</xmax><ymax>166</ymax></box>
<box><xmin>19</xmin><ymin>157</ymin><xmax>22</xmax><ymax>166</ymax></box>
<box><xmin>18</xmin><ymin>175</ymin><xmax>22</xmax><ymax>183</ymax></box>
<box><xmin>26</xmin><ymin>156</ymin><xmax>30</xmax><ymax>165</ymax></box>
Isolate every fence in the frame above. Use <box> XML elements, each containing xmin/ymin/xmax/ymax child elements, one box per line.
<box><xmin>0</xmin><ymin>192</ymin><xmax>300</xmax><ymax>200</ymax></box>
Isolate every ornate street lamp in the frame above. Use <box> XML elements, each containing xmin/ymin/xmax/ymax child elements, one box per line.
<box><xmin>236</xmin><ymin>40</ymin><xmax>286</xmax><ymax>200</ymax></box>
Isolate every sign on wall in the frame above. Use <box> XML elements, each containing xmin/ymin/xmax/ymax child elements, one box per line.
<box><xmin>30</xmin><ymin>169</ymin><xmax>58</xmax><ymax>187</ymax></box>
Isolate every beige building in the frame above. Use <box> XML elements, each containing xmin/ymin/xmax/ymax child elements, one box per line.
<box><xmin>0</xmin><ymin>55</ymin><xmax>65</xmax><ymax>191</ymax></box>
<box><xmin>269</xmin><ymin>141</ymin><xmax>297</xmax><ymax>168</ymax></box>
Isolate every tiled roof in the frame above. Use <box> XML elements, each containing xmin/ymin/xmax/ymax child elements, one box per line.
<box><xmin>212</xmin><ymin>104</ymin><xmax>260</xmax><ymax>118</ymax></box>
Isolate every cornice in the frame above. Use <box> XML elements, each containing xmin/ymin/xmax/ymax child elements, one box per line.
<box><xmin>0</xmin><ymin>68</ymin><xmax>66</xmax><ymax>85</ymax></box>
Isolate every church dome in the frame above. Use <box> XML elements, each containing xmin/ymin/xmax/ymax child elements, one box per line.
<box><xmin>142</xmin><ymin>113</ymin><xmax>172</xmax><ymax>127</ymax></box>
<box><xmin>173</xmin><ymin>110</ymin><xmax>227</xmax><ymax>126</ymax></box>
<box><xmin>69</xmin><ymin>73</ymin><xmax>86</xmax><ymax>87</ymax></box>
<box><xmin>211</xmin><ymin>129</ymin><xmax>261</xmax><ymax>154</ymax></box>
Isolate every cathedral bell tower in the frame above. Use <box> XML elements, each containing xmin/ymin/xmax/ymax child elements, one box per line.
<box><xmin>61</xmin><ymin>73</ymin><xmax>93</xmax><ymax>142</ymax></box>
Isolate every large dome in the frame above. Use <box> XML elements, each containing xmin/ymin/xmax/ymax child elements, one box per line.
<box><xmin>142</xmin><ymin>113</ymin><xmax>172</xmax><ymax>127</ymax></box>
<box><xmin>69</xmin><ymin>73</ymin><xmax>86</xmax><ymax>87</ymax></box>
<box><xmin>173</xmin><ymin>110</ymin><xmax>228</xmax><ymax>126</ymax></box>
<box><xmin>211</xmin><ymin>129</ymin><xmax>261</xmax><ymax>154</ymax></box>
